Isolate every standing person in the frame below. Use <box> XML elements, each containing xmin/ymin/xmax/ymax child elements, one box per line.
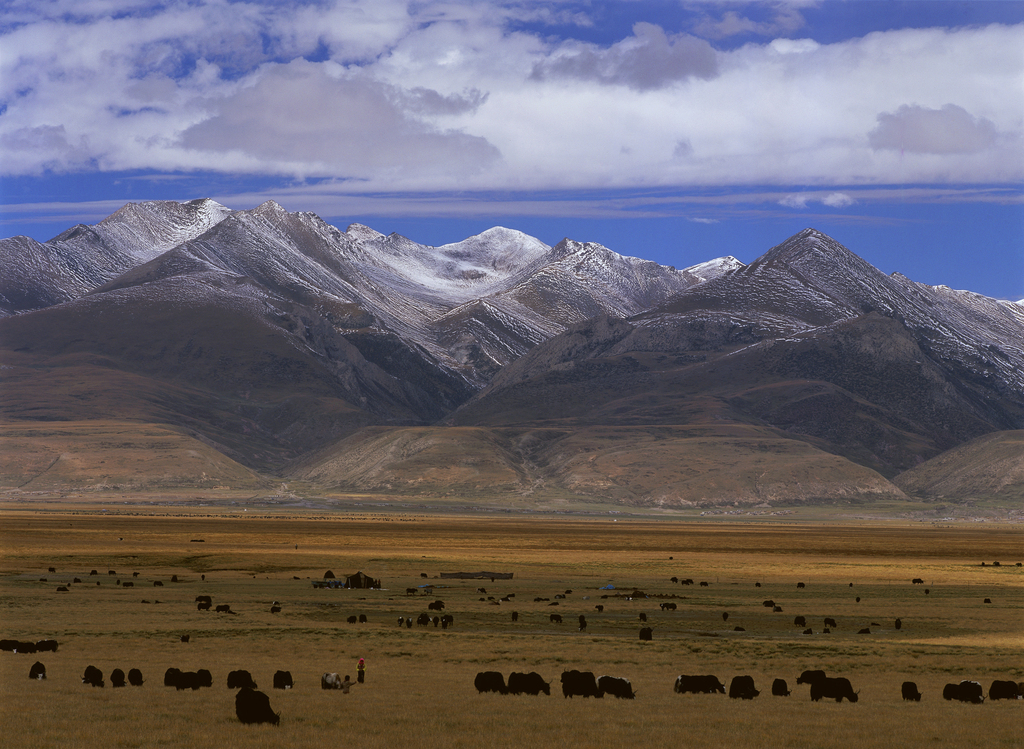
<box><xmin>357</xmin><ymin>657</ymin><xmax>365</xmax><ymax>684</ymax></box>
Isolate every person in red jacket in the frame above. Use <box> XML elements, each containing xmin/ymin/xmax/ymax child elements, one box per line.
<box><xmin>357</xmin><ymin>658</ymin><xmax>365</xmax><ymax>684</ymax></box>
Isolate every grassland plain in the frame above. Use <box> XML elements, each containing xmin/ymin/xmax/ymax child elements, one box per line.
<box><xmin>0</xmin><ymin>510</ymin><xmax>1021</xmax><ymax>749</ymax></box>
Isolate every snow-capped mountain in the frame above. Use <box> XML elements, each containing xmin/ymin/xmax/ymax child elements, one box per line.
<box><xmin>0</xmin><ymin>198</ymin><xmax>231</xmax><ymax>315</ymax></box>
<box><xmin>2</xmin><ymin>205</ymin><xmax>1021</xmax><ymax>504</ymax></box>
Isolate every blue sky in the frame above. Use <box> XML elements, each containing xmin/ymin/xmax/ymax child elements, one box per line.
<box><xmin>2</xmin><ymin>1</ymin><xmax>1022</xmax><ymax>299</ymax></box>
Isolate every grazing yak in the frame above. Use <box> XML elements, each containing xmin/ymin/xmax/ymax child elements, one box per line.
<box><xmin>82</xmin><ymin>665</ymin><xmax>104</xmax><ymax>687</ymax></box>
<box><xmin>902</xmin><ymin>681</ymin><xmax>922</xmax><ymax>701</ymax></box>
<box><xmin>988</xmin><ymin>680</ymin><xmax>1022</xmax><ymax>700</ymax></box>
<box><xmin>549</xmin><ymin>613</ymin><xmax>563</xmax><ymax>624</ymax></box>
<box><xmin>235</xmin><ymin>687</ymin><xmax>280</xmax><ymax>725</ymax></box>
<box><xmin>128</xmin><ymin>668</ymin><xmax>144</xmax><ymax>686</ymax></box>
<box><xmin>810</xmin><ymin>676</ymin><xmax>859</xmax><ymax>703</ymax></box>
<box><xmin>110</xmin><ymin>668</ymin><xmax>126</xmax><ymax>688</ymax></box>
<box><xmin>508</xmin><ymin>671</ymin><xmax>551</xmax><ymax>696</ymax></box>
<box><xmin>511</xmin><ymin>611</ymin><xmax>519</xmax><ymax>622</ymax></box>
<box><xmin>273</xmin><ymin>671</ymin><xmax>293</xmax><ymax>690</ymax></box>
<box><xmin>578</xmin><ymin>615</ymin><xmax>587</xmax><ymax>632</ymax></box>
<box><xmin>944</xmin><ymin>681</ymin><xmax>985</xmax><ymax>703</ymax></box>
<box><xmin>164</xmin><ymin>667</ymin><xmax>211</xmax><ymax>690</ymax></box>
<box><xmin>659</xmin><ymin>602</ymin><xmax>677</xmax><ymax>611</ymax></box>
<box><xmin>674</xmin><ymin>675</ymin><xmax>726</xmax><ymax>695</ymax></box>
<box><xmin>36</xmin><ymin>640</ymin><xmax>58</xmax><ymax>653</ymax></box>
<box><xmin>474</xmin><ymin>671</ymin><xmax>507</xmax><ymax>694</ymax></box>
<box><xmin>824</xmin><ymin>618</ymin><xmax>837</xmax><ymax>629</ymax></box>
<box><xmin>29</xmin><ymin>661</ymin><xmax>46</xmax><ymax>680</ymax></box>
<box><xmin>227</xmin><ymin>670</ymin><xmax>258</xmax><ymax>689</ymax></box>
<box><xmin>561</xmin><ymin>670</ymin><xmax>603</xmax><ymax>699</ymax></box>
<box><xmin>729</xmin><ymin>675</ymin><xmax>760</xmax><ymax>700</ymax></box>
<box><xmin>639</xmin><ymin>613</ymin><xmax>647</xmax><ymax>622</ymax></box>
<box><xmin>0</xmin><ymin>640</ymin><xmax>38</xmax><ymax>654</ymax></box>
<box><xmin>597</xmin><ymin>675</ymin><xmax>635</xmax><ymax>699</ymax></box>
<box><xmin>794</xmin><ymin>616</ymin><xmax>806</xmax><ymax>627</ymax></box>
<box><xmin>416</xmin><ymin>613</ymin><xmax>431</xmax><ymax>626</ymax></box>
<box><xmin>797</xmin><ymin>670</ymin><xmax>827</xmax><ymax>686</ymax></box>
<box><xmin>639</xmin><ymin>627</ymin><xmax>653</xmax><ymax>641</ymax></box>
<box><xmin>772</xmin><ymin>679</ymin><xmax>791</xmax><ymax>696</ymax></box>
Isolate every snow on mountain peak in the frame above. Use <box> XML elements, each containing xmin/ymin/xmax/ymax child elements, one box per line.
<box><xmin>684</xmin><ymin>256</ymin><xmax>745</xmax><ymax>283</ymax></box>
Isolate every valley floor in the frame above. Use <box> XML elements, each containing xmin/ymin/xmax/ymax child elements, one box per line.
<box><xmin>0</xmin><ymin>506</ymin><xmax>1021</xmax><ymax>748</ymax></box>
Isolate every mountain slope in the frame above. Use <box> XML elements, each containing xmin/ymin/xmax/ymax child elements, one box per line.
<box><xmin>2</xmin><ymin>209</ymin><xmax>1021</xmax><ymax>505</ymax></box>
<box><xmin>0</xmin><ymin>199</ymin><xmax>231</xmax><ymax>316</ymax></box>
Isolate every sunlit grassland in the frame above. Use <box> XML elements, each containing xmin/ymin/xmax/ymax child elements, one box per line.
<box><xmin>0</xmin><ymin>511</ymin><xmax>1021</xmax><ymax>749</ymax></box>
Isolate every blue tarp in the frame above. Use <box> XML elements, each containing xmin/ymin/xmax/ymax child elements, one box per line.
<box><xmin>600</xmin><ymin>585</ymin><xmax>615</xmax><ymax>590</ymax></box>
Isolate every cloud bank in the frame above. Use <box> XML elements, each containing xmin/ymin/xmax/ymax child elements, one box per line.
<box><xmin>1</xmin><ymin>1</ymin><xmax>1021</xmax><ymax>191</ymax></box>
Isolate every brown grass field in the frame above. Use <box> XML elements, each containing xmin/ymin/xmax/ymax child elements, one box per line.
<box><xmin>0</xmin><ymin>509</ymin><xmax>1021</xmax><ymax>748</ymax></box>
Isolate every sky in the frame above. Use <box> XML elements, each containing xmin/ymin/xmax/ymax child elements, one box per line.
<box><xmin>1</xmin><ymin>0</ymin><xmax>1022</xmax><ymax>300</ymax></box>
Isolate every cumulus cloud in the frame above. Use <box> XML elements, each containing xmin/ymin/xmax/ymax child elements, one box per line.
<box><xmin>869</xmin><ymin>104</ymin><xmax>1000</xmax><ymax>154</ymax></box>
<box><xmin>180</xmin><ymin>62</ymin><xmax>500</xmax><ymax>180</ymax></box>
<box><xmin>530</xmin><ymin>22</ymin><xmax>719</xmax><ymax>90</ymax></box>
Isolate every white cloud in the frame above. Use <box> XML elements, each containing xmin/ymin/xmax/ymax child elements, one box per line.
<box><xmin>0</xmin><ymin>2</ymin><xmax>1021</xmax><ymax>190</ymax></box>
<box><xmin>822</xmin><ymin>192</ymin><xmax>855</xmax><ymax>207</ymax></box>
<box><xmin>779</xmin><ymin>192</ymin><xmax>856</xmax><ymax>209</ymax></box>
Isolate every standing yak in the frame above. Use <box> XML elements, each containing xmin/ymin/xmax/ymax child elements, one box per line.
<box><xmin>561</xmin><ymin>670</ymin><xmax>603</xmax><ymax>698</ymax></box>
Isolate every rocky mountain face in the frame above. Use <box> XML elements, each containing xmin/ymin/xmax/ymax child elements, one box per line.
<box><xmin>2</xmin><ymin>204</ymin><xmax>1022</xmax><ymax>505</ymax></box>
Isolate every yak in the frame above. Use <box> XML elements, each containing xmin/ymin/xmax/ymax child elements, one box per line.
<box><xmin>474</xmin><ymin>671</ymin><xmax>507</xmax><ymax>694</ymax></box>
<box><xmin>82</xmin><ymin>665</ymin><xmax>104</xmax><ymax>688</ymax></box>
<box><xmin>902</xmin><ymin>681</ymin><xmax>922</xmax><ymax>701</ymax></box>
<box><xmin>772</xmin><ymin>678</ymin><xmax>790</xmax><ymax>696</ymax></box>
<box><xmin>989</xmin><ymin>680</ymin><xmax>1022</xmax><ymax>700</ymax></box>
<box><xmin>235</xmin><ymin>687</ymin><xmax>280</xmax><ymax>725</ymax></box>
<box><xmin>508</xmin><ymin>671</ymin><xmax>551</xmax><ymax>696</ymax></box>
<box><xmin>943</xmin><ymin>681</ymin><xmax>984</xmax><ymax>703</ymax></box>
<box><xmin>810</xmin><ymin>676</ymin><xmax>859</xmax><ymax>703</ymax></box>
<box><xmin>561</xmin><ymin>670</ymin><xmax>603</xmax><ymax>698</ymax></box>
<box><xmin>729</xmin><ymin>675</ymin><xmax>760</xmax><ymax>700</ymax></box>
<box><xmin>674</xmin><ymin>674</ymin><xmax>725</xmax><ymax>694</ymax></box>
<box><xmin>29</xmin><ymin>661</ymin><xmax>46</xmax><ymax>680</ymax></box>
<box><xmin>128</xmin><ymin>668</ymin><xmax>144</xmax><ymax>686</ymax></box>
<box><xmin>639</xmin><ymin>627</ymin><xmax>653</xmax><ymax>641</ymax></box>
<box><xmin>598</xmin><ymin>675</ymin><xmax>635</xmax><ymax>699</ymax></box>
<box><xmin>110</xmin><ymin>668</ymin><xmax>126</xmax><ymax>688</ymax></box>
<box><xmin>273</xmin><ymin>671</ymin><xmax>293</xmax><ymax>689</ymax></box>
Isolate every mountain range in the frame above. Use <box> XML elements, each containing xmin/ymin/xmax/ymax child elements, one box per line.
<box><xmin>2</xmin><ymin>200</ymin><xmax>1022</xmax><ymax>507</ymax></box>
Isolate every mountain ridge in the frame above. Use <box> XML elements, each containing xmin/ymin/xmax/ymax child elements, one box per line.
<box><xmin>2</xmin><ymin>200</ymin><xmax>1021</xmax><ymax>506</ymax></box>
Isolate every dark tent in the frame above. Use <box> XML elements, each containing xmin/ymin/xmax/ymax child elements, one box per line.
<box><xmin>344</xmin><ymin>571</ymin><xmax>380</xmax><ymax>590</ymax></box>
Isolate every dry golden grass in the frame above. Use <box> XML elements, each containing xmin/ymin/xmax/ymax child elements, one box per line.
<box><xmin>1</xmin><ymin>511</ymin><xmax>1021</xmax><ymax>749</ymax></box>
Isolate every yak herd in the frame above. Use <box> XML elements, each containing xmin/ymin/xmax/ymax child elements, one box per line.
<box><xmin>473</xmin><ymin>667</ymin><xmax>1021</xmax><ymax>704</ymax></box>
<box><xmin>7</xmin><ymin>569</ymin><xmax>1022</xmax><ymax>728</ymax></box>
